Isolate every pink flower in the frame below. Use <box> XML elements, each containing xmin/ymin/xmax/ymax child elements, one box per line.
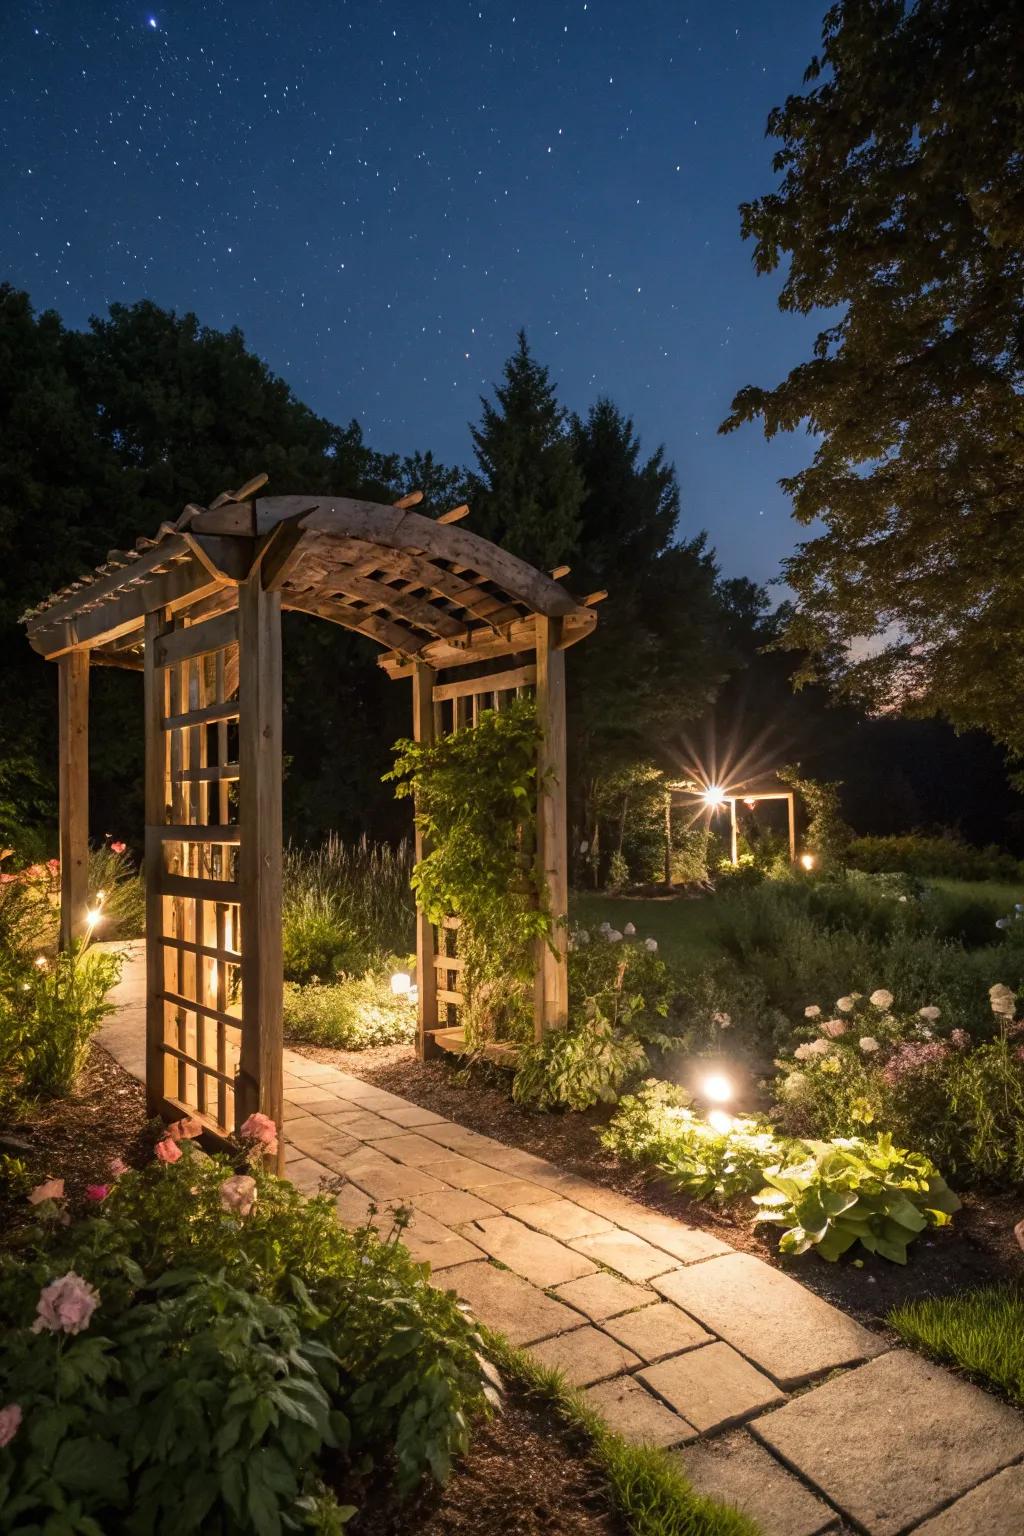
<box><xmin>31</xmin><ymin>1272</ymin><xmax>100</xmax><ymax>1335</ymax></box>
<box><xmin>0</xmin><ymin>874</ymin><xmax>15</xmax><ymax>885</ymax></box>
<box><xmin>0</xmin><ymin>1405</ymin><xmax>21</xmax><ymax>1449</ymax></box>
<box><xmin>84</xmin><ymin>1185</ymin><xmax>110</xmax><ymax>1202</ymax></box>
<box><xmin>219</xmin><ymin>1174</ymin><xmax>258</xmax><ymax>1217</ymax></box>
<box><xmin>109</xmin><ymin>1157</ymin><xmax>129</xmax><ymax>1177</ymax></box>
<box><xmin>28</xmin><ymin>1178</ymin><xmax>65</xmax><ymax>1206</ymax></box>
<box><xmin>949</xmin><ymin>1029</ymin><xmax>971</xmax><ymax>1049</ymax></box>
<box><xmin>47</xmin><ymin>858</ymin><xmax>60</xmax><ymax>875</ymax></box>
<box><xmin>820</xmin><ymin>1019</ymin><xmax>847</xmax><ymax>1039</ymax></box>
<box><xmin>240</xmin><ymin>1112</ymin><xmax>278</xmax><ymax>1152</ymax></box>
<box><xmin>24</xmin><ymin>864</ymin><xmax>45</xmax><ymax>879</ymax></box>
<box><xmin>154</xmin><ymin>1137</ymin><xmax>181</xmax><ymax>1164</ymax></box>
<box><xmin>110</xmin><ymin>841</ymin><xmax>126</xmax><ymax>855</ymax></box>
<box><xmin>166</xmin><ymin>1115</ymin><xmax>203</xmax><ymax>1141</ymax></box>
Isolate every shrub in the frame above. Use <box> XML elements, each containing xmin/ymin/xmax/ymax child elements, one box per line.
<box><xmin>0</xmin><ymin>1137</ymin><xmax>485</xmax><ymax>1530</ymax></box>
<box><xmin>848</xmin><ymin>832</ymin><xmax>1022</xmax><ymax>882</ymax></box>
<box><xmin>2</xmin><ymin>942</ymin><xmax>122</xmax><ymax>1102</ymax></box>
<box><xmin>282</xmin><ymin>886</ymin><xmax>357</xmax><ymax>982</ymax></box>
<box><xmin>778</xmin><ymin>766</ymin><xmax>852</xmax><ymax>869</ymax></box>
<box><xmin>88</xmin><ymin>845</ymin><xmax>145</xmax><ymax>940</ymax></box>
<box><xmin>889</xmin><ymin>1286</ymin><xmax>1024</xmax><ymax>1406</ymax></box>
<box><xmin>753</xmin><ymin>1134</ymin><xmax>960</xmax><ymax>1264</ymax></box>
<box><xmin>282</xmin><ymin>837</ymin><xmax>415</xmax><ymax>980</ymax></box>
<box><xmin>602</xmin><ymin>1080</ymin><xmax>785</xmax><ymax>1203</ymax></box>
<box><xmin>606</xmin><ymin>850</ymin><xmax>630</xmax><ymax>893</ymax></box>
<box><xmin>283</xmin><ymin>969</ymin><xmax>417</xmax><ymax>1050</ymax></box>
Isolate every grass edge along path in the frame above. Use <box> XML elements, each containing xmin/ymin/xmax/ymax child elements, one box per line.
<box><xmin>888</xmin><ymin>1284</ymin><xmax>1024</xmax><ymax>1409</ymax></box>
<box><xmin>485</xmin><ymin>1331</ymin><xmax>762</xmax><ymax>1536</ymax></box>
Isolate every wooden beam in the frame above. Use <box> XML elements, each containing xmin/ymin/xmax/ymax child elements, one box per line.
<box><xmin>143</xmin><ymin>610</ymin><xmax>169</xmax><ymax>1115</ymax></box>
<box><xmin>431</xmin><ymin>663</ymin><xmax>537</xmax><ymax>703</ymax></box>
<box><xmin>58</xmin><ymin>651</ymin><xmax>89</xmax><ymax>949</ymax></box>
<box><xmin>437</xmin><ymin>503</ymin><xmax>470</xmax><ymax>524</ymax></box>
<box><xmin>236</xmin><ymin>572</ymin><xmax>284</xmax><ymax>1169</ymax></box>
<box><xmin>311</xmin><ymin>570</ymin><xmax>465</xmax><ymax>637</ymax></box>
<box><xmin>411</xmin><ymin>662</ymin><xmax>440</xmax><ymax>1061</ymax></box>
<box><xmin>534</xmin><ymin>615</ymin><xmax>569</xmax><ymax>1037</ymax></box>
<box><xmin>181</xmin><ymin>531</ymin><xmax>256</xmax><ymax>583</ymax></box>
<box><xmin>153</xmin><ymin>611</ymin><xmax>238</xmax><ymax>669</ymax></box>
<box><xmin>377</xmin><ymin>607</ymin><xmax>597</xmax><ymax>678</ymax></box>
<box><xmin>281</xmin><ymin>590</ymin><xmax>421</xmax><ymax>654</ymax></box>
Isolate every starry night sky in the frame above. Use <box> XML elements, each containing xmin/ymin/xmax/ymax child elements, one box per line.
<box><xmin>1</xmin><ymin>0</ymin><xmax>827</xmax><ymax>585</ymax></box>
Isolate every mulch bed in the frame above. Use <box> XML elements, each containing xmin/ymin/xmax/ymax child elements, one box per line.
<box><xmin>350</xmin><ymin>1388</ymin><xmax>622</xmax><ymax>1536</ymax></box>
<box><xmin>0</xmin><ymin>1043</ymin><xmax>153</xmax><ymax>1235</ymax></box>
<box><xmin>295</xmin><ymin>1041</ymin><xmax>1024</xmax><ymax>1329</ymax></box>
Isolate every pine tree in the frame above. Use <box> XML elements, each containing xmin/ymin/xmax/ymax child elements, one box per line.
<box><xmin>469</xmin><ymin>331</ymin><xmax>582</xmax><ymax>570</ymax></box>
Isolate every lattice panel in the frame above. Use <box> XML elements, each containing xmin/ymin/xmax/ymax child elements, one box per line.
<box><xmin>146</xmin><ymin>613</ymin><xmax>244</xmax><ymax>1134</ymax></box>
<box><xmin>426</xmin><ymin>662</ymin><xmax>537</xmax><ymax>1033</ymax></box>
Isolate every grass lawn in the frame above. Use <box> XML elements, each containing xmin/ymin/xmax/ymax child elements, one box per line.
<box><xmin>889</xmin><ymin>1286</ymin><xmax>1024</xmax><ymax>1407</ymax></box>
<box><xmin>930</xmin><ymin>877</ymin><xmax>1023</xmax><ymax>911</ymax></box>
<box><xmin>570</xmin><ymin>892</ymin><xmax>721</xmax><ymax>968</ymax></box>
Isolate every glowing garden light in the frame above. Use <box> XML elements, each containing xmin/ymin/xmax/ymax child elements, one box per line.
<box><xmin>702</xmin><ymin>785</ymin><xmax>727</xmax><ymax>809</ymax></box>
<box><xmin>390</xmin><ymin>971</ymin><xmax>412</xmax><ymax>997</ymax></box>
<box><xmin>800</xmin><ymin>853</ymin><xmax>816</xmax><ymax>871</ymax></box>
<box><xmin>707</xmin><ymin>1108</ymin><xmax>735</xmax><ymax>1135</ymax></box>
<box><xmin>700</xmin><ymin>1072</ymin><xmax>733</xmax><ymax>1104</ymax></box>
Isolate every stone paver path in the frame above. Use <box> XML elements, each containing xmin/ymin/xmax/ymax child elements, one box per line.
<box><xmin>100</xmin><ymin>948</ymin><xmax>1024</xmax><ymax>1536</ymax></box>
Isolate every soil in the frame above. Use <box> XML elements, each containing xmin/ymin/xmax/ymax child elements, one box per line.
<box><xmin>0</xmin><ymin>1042</ymin><xmax>153</xmax><ymax>1235</ymax></box>
<box><xmin>350</xmin><ymin>1385</ymin><xmax>622</xmax><ymax>1536</ymax></box>
<box><xmin>295</xmin><ymin>1041</ymin><xmax>1024</xmax><ymax>1330</ymax></box>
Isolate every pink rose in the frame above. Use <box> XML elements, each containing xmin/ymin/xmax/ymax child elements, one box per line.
<box><xmin>84</xmin><ymin>1185</ymin><xmax>110</xmax><ymax>1202</ymax></box>
<box><xmin>240</xmin><ymin>1112</ymin><xmax>278</xmax><ymax>1152</ymax></box>
<box><xmin>109</xmin><ymin>1157</ymin><xmax>129</xmax><ymax>1177</ymax></box>
<box><xmin>166</xmin><ymin>1116</ymin><xmax>203</xmax><ymax>1141</ymax></box>
<box><xmin>154</xmin><ymin>1137</ymin><xmax>181</xmax><ymax>1164</ymax></box>
<box><xmin>219</xmin><ymin>1174</ymin><xmax>258</xmax><ymax>1217</ymax></box>
<box><xmin>110</xmin><ymin>841</ymin><xmax>126</xmax><ymax>855</ymax></box>
<box><xmin>0</xmin><ymin>1404</ymin><xmax>21</xmax><ymax>1448</ymax></box>
<box><xmin>31</xmin><ymin>1272</ymin><xmax>100</xmax><ymax>1335</ymax></box>
<box><xmin>28</xmin><ymin>1178</ymin><xmax>65</xmax><ymax>1206</ymax></box>
<box><xmin>47</xmin><ymin>858</ymin><xmax>60</xmax><ymax>875</ymax></box>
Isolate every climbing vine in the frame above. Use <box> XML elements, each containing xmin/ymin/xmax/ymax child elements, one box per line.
<box><xmin>385</xmin><ymin>696</ymin><xmax>552</xmax><ymax>1043</ymax></box>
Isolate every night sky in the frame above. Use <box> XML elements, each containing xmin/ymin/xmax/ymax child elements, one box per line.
<box><xmin>1</xmin><ymin>0</ymin><xmax>826</xmax><ymax>585</ymax></box>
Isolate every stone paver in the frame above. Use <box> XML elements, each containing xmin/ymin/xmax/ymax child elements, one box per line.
<box><xmin>611</xmin><ymin>1209</ymin><xmax>733</xmax><ymax>1265</ymax></box>
<box><xmin>460</xmin><ymin>1215</ymin><xmax>597</xmax><ymax>1287</ymax></box>
<box><xmin>436</xmin><ymin>1260</ymin><xmax>582</xmax><ymax>1345</ymax></box>
<box><xmin>585</xmin><ymin>1375</ymin><xmax>697</xmax><ymax>1448</ymax></box>
<box><xmin>459</xmin><ymin>1176</ymin><xmax>560</xmax><ymax>1210</ymax></box>
<box><xmin>752</xmin><ymin>1351</ymin><xmax>1024</xmax><ymax>1536</ymax></box>
<box><xmin>601</xmin><ymin>1300</ymin><xmax>712</xmax><ymax>1361</ymax></box>
<box><xmin>339</xmin><ymin>1155</ymin><xmax>452</xmax><ymax>1201</ymax></box>
<box><xmin>551</xmin><ymin>1271</ymin><xmax>654</xmax><ymax>1321</ymax></box>
<box><xmin>315</xmin><ymin>1109</ymin><xmax>400</xmax><ymax>1139</ymax></box>
<box><xmin>374</xmin><ymin>1105</ymin><xmax>447</xmax><ymax>1128</ymax></box>
<box><xmin>364</xmin><ymin>1131</ymin><xmax>455</xmax><ymax>1166</ymax></box>
<box><xmin>569</xmin><ymin>1228</ymin><xmax>679</xmax><ymax>1282</ymax></box>
<box><xmin>914</xmin><ymin>1464</ymin><xmax>1024</xmax><ymax>1536</ymax></box>
<box><xmin>411</xmin><ymin>1189</ymin><xmax>501</xmax><ymax>1225</ymax></box>
<box><xmin>654</xmin><ymin>1251</ymin><xmax>886</xmax><ymax>1387</ymax></box>
<box><xmin>529</xmin><ymin>1325</ymin><xmax>641</xmax><ymax>1387</ymax></box>
<box><xmin>639</xmin><ymin>1341</ymin><xmax>784</xmax><ymax>1434</ymax></box>
<box><xmin>506</xmin><ymin>1197</ymin><xmax>615</xmax><ymax>1241</ymax></box>
<box><xmin>677</xmin><ymin>1431</ymin><xmax>838</xmax><ymax>1536</ymax></box>
<box><xmin>419</xmin><ymin>1153</ymin><xmax>512</xmax><ymax>1189</ymax></box>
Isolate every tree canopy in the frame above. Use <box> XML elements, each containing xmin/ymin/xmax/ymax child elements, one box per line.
<box><xmin>721</xmin><ymin>0</ymin><xmax>1024</xmax><ymax>760</ymax></box>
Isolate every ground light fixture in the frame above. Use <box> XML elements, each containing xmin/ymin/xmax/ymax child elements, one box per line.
<box><xmin>707</xmin><ymin>1108</ymin><xmax>735</xmax><ymax>1135</ymax></box>
<box><xmin>700</xmin><ymin>1072</ymin><xmax>733</xmax><ymax>1104</ymax></box>
<box><xmin>390</xmin><ymin>971</ymin><xmax>412</xmax><ymax>997</ymax></box>
<box><xmin>801</xmin><ymin>852</ymin><xmax>816</xmax><ymax>871</ymax></box>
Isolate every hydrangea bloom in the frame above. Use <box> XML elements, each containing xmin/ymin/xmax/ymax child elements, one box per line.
<box><xmin>154</xmin><ymin>1137</ymin><xmax>181</xmax><ymax>1164</ymax></box>
<box><xmin>804</xmin><ymin>1005</ymin><xmax>821</xmax><ymax>1019</ymax></box>
<box><xmin>859</xmin><ymin>1036</ymin><xmax>880</xmax><ymax>1054</ymax></box>
<box><xmin>869</xmin><ymin>989</ymin><xmax>894</xmax><ymax>1011</ymax></box>
<box><xmin>28</xmin><ymin>1178</ymin><xmax>64</xmax><ymax>1205</ymax></box>
<box><xmin>836</xmin><ymin>996</ymin><xmax>855</xmax><ymax>1013</ymax></box>
<box><xmin>918</xmin><ymin>1005</ymin><xmax>941</xmax><ymax>1022</ymax></box>
<box><xmin>990</xmin><ymin>984</ymin><xmax>1016</xmax><ymax>1019</ymax></box>
<box><xmin>219</xmin><ymin>1174</ymin><xmax>258</xmax><ymax>1217</ymax></box>
<box><xmin>882</xmin><ymin>1040</ymin><xmax>950</xmax><ymax>1085</ymax></box>
<box><xmin>644</xmin><ymin>937</ymin><xmax>658</xmax><ymax>953</ymax></box>
<box><xmin>32</xmin><ymin>1272</ymin><xmax>100</xmax><ymax>1335</ymax></box>
<box><xmin>794</xmin><ymin>1038</ymin><xmax>831</xmax><ymax>1060</ymax></box>
<box><xmin>820</xmin><ymin>1018</ymin><xmax>847</xmax><ymax>1039</ymax></box>
<box><xmin>240</xmin><ymin>1112</ymin><xmax>278</xmax><ymax>1150</ymax></box>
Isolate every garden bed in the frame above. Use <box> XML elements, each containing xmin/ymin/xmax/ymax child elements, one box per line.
<box><xmin>297</xmin><ymin>1041</ymin><xmax>1023</xmax><ymax>1328</ymax></box>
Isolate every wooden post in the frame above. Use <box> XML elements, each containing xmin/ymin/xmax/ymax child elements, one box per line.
<box><xmin>534</xmin><ymin>616</ymin><xmax>569</xmax><ymax>1038</ymax></box>
<box><xmin>729</xmin><ymin>797</ymin><xmax>738</xmax><ymax>866</ymax></box>
<box><xmin>58</xmin><ymin>651</ymin><xmax>90</xmax><ymax>949</ymax></box>
<box><xmin>236</xmin><ymin>574</ymin><xmax>284</xmax><ymax>1170</ymax></box>
<box><xmin>787</xmin><ymin>792</ymin><xmax>797</xmax><ymax>863</ymax></box>
<box><xmin>412</xmin><ymin>662</ymin><xmax>440</xmax><ymax>1059</ymax></box>
<box><xmin>143</xmin><ymin>611</ymin><xmax>169</xmax><ymax>1116</ymax></box>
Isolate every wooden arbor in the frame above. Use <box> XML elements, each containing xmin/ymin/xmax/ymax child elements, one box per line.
<box><xmin>23</xmin><ymin>491</ymin><xmax>597</xmax><ymax>1158</ymax></box>
<box><xmin>669</xmin><ymin>777</ymin><xmax>797</xmax><ymax>867</ymax></box>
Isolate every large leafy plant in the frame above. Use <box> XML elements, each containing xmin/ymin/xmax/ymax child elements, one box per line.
<box><xmin>753</xmin><ymin>1134</ymin><xmax>960</xmax><ymax>1265</ymax></box>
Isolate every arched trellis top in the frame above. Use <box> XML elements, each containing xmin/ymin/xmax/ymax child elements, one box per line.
<box><xmin>23</xmin><ymin>490</ymin><xmax>598</xmax><ymax>1163</ymax></box>
<box><xmin>23</xmin><ymin>495</ymin><xmax>597</xmax><ymax>668</ymax></box>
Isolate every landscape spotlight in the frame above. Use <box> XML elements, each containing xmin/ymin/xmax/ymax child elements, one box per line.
<box><xmin>700</xmin><ymin>1072</ymin><xmax>733</xmax><ymax>1104</ymax></box>
<box><xmin>703</xmin><ymin>785</ymin><xmax>727</xmax><ymax>809</ymax></box>
<box><xmin>390</xmin><ymin>971</ymin><xmax>412</xmax><ymax>997</ymax></box>
<box><xmin>800</xmin><ymin>853</ymin><xmax>816</xmax><ymax>871</ymax></box>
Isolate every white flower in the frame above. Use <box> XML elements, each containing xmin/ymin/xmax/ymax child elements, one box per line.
<box><xmin>794</xmin><ymin>1038</ymin><xmax>831</xmax><ymax>1060</ymax></box>
<box><xmin>898</xmin><ymin>895</ymin><xmax>908</xmax><ymax>903</ymax></box>
<box><xmin>918</xmin><ymin>1005</ymin><xmax>941</xmax><ymax>1022</ymax></box>
<box><xmin>859</xmin><ymin>1036</ymin><xmax>880</xmax><ymax>1054</ymax></box>
<box><xmin>712</xmin><ymin>1011</ymin><xmax>732</xmax><ymax>1029</ymax></box>
<box><xmin>804</xmin><ymin>1005</ymin><xmax>821</xmax><ymax>1019</ymax></box>
<box><xmin>869</xmin><ymin>989</ymin><xmax>893</xmax><ymax>1011</ymax></box>
<box><xmin>598</xmin><ymin>921</ymin><xmax>611</xmax><ymax>934</ymax></box>
<box><xmin>989</xmin><ymin>983</ymin><xmax>1016</xmax><ymax>1019</ymax></box>
<box><xmin>836</xmin><ymin>996</ymin><xmax>855</xmax><ymax>1013</ymax></box>
<box><xmin>606</xmin><ymin>929</ymin><xmax>623</xmax><ymax>943</ymax></box>
<box><xmin>624</xmin><ymin>922</ymin><xmax>636</xmax><ymax>936</ymax></box>
<box><xmin>644</xmin><ymin>937</ymin><xmax>658</xmax><ymax>953</ymax></box>
<box><xmin>996</xmin><ymin>918</ymin><xmax>1010</xmax><ymax>930</ymax></box>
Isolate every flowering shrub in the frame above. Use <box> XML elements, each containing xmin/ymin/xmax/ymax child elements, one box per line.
<box><xmin>0</xmin><ymin>1133</ymin><xmax>485</xmax><ymax>1532</ymax></box>
<box><xmin>775</xmin><ymin>984</ymin><xmax>1024</xmax><ymax>1187</ymax></box>
<box><xmin>1</xmin><ymin>940</ymin><xmax>122</xmax><ymax>1106</ymax></box>
<box><xmin>753</xmin><ymin>1134</ymin><xmax>960</xmax><ymax>1264</ymax></box>
<box><xmin>283</xmin><ymin>967</ymin><xmax>417</xmax><ymax>1050</ymax></box>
